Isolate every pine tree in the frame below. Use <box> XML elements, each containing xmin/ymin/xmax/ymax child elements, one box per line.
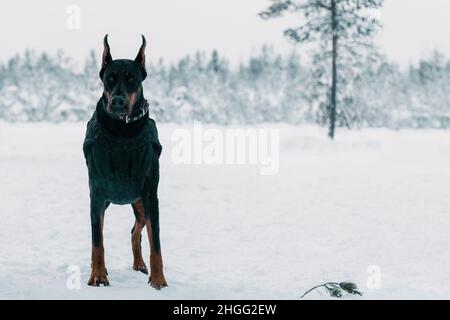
<box><xmin>260</xmin><ymin>0</ymin><xmax>383</xmax><ymax>139</ymax></box>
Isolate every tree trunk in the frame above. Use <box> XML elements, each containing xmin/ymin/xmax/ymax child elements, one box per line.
<box><xmin>329</xmin><ymin>0</ymin><xmax>338</xmax><ymax>140</ymax></box>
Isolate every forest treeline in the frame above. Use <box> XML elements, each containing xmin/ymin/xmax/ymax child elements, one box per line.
<box><xmin>0</xmin><ymin>47</ymin><xmax>449</xmax><ymax>128</ymax></box>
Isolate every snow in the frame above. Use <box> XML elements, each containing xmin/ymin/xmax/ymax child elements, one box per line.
<box><xmin>1</xmin><ymin>122</ymin><xmax>450</xmax><ymax>299</ymax></box>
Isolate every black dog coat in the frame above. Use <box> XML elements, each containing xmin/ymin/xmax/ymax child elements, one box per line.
<box><xmin>83</xmin><ymin>99</ymin><xmax>162</xmax><ymax>205</ymax></box>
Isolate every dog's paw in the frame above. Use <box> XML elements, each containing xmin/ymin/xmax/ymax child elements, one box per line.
<box><xmin>133</xmin><ymin>263</ymin><xmax>148</xmax><ymax>275</ymax></box>
<box><xmin>88</xmin><ymin>272</ymin><xmax>110</xmax><ymax>287</ymax></box>
<box><xmin>148</xmin><ymin>274</ymin><xmax>168</xmax><ymax>290</ymax></box>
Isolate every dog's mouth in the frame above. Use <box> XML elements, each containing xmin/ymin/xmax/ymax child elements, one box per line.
<box><xmin>104</xmin><ymin>106</ymin><xmax>131</xmax><ymax>123</ymax></box>
<box><xmin>107</xmin><ymin>105</ymin><xmax>132</xmax><ymax>116</ymax></box>
<box><xmin>105</xmin><ymin>93</ymin><xmax>134</xmax><ymax>116</ymax></box>
<box><xmin>106</xmin><ymin>97</ymin><xmax>133</xmax><ymax>117</ymax></box>
<box><xmin>102</xmin><ymin>92</ymin><xmax>147</xmax><ymax>123</ymax></box>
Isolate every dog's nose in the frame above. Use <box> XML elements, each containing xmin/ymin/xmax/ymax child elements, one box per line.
<box><xmin>111</xmin><ymin>96</ymin><xmax>126</xmax><ymax>110</ymax></box>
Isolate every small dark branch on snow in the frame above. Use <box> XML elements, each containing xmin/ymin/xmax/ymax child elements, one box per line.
<box><xmin>301</xmin><ymin>281</ymin><xmax>363</xmax><ymax>299</ymax></box>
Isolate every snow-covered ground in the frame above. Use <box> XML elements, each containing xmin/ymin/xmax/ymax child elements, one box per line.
<box><xmin>1</xmin><ymin>122</ymin><xmax>450</xmax><ymax>299</ymax></box>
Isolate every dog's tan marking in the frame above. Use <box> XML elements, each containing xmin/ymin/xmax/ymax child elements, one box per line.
<box><xmin>131</xmin><ymin>199</ymin><xmax>148</xmax><ymax>274</ymax></box>
<box><xmin>88</xmin><ymin>211</ymin><xmax>109</xmax><ymax>286</ymax></box>
<box><xmin>133</xmin><ymin>199</ymin><xmax>167</xmax><ymax>289</ymax></box>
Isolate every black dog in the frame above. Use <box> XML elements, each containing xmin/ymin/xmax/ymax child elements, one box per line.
<box><xmin>83</xmin><ymin>35</ymin><xmax>167</xmax><ymax>289</ymax></box>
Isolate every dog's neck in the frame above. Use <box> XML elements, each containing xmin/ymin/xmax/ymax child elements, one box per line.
<box><xmin>97</xmin><ymin>95</ymin><xmax>148</xmax><ymax>139</ymax></box>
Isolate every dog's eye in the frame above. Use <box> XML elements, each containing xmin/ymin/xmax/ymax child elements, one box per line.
<box><xmin>107</xmin><ymin>76</ymin><xmax>115</xmax><ymax>84</ymax></box>
<box><xmin>127</xmin><ymin>76</ymin><xmax>135</xmax><ymax>84</ymax></box>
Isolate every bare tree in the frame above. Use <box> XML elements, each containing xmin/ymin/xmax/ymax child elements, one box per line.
<box><xmin>260</xmin><ymin>0</ymin><xmax>383</xmax><ymax>139</ymax></box>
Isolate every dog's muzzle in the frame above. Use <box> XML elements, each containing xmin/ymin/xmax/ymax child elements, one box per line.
<box><xmin>104</xmin><ymin>97</ymin><xmax>150</xmax><ymax>124</ymax></box>
<box><xmin>111</xmin><ymin>95</ymin><xmax>126</xmax><ymax>112</ymax></box>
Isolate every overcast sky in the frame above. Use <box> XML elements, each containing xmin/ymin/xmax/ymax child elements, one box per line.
<box><xmin>0</xmin><ymin>0</ymin><xmax>449</xmax><ymax>68</ymax></box>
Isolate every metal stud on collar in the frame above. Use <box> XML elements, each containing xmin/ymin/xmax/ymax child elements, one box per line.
<box><xmin>114</xmin><ymin>101</ymin><xmax>149</xmax><ymax>123</ymax></box>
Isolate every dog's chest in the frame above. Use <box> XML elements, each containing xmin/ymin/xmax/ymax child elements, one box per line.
<box><xmin>83</xmin><ymin>114</ymin><xmax>161</xmax><ymax>204</ymax></box>
<box><xmin>88</xmin><ymin>142</ymin><xmax>151</xmax><ymax>203</ymax></box>
<box><xmin>91</xmin><ymin>142</ymin><xmax>151</xmax><ymax>180</ymax></box>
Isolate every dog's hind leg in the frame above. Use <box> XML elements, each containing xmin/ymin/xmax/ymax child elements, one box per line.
<box><xmin>88</xmin><ymin>194</ymin><xmax>109</xmax><ymax>286</ymax></box>
<box><xmin>131</xmin><ymin>201</ymin><xmax>148</xmax><ymax>274</ymax></box>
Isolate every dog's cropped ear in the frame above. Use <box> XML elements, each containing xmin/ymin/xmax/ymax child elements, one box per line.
<box><xmin>99</xmin><ymin>34</ymin><xmax>112</xmax><ymax>80</ymax></box>
<box><xmin>134</xmin><ymin>35</ymin><xmax>147</xmax><ymax>80</ymax></box>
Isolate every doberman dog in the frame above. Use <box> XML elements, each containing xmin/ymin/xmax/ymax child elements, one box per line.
<box><xmin>83</xmin><ymin>35</ymin><xmax>167</xmax><ymax>289</ymax></box>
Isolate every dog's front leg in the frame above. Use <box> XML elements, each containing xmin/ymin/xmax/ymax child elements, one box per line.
<box><xmin>88</xmin><ymin>196</ymin><xmax>109</xmax><ymax>286</ymax></box>
<box><xmin>143</xmin><ymin>175</ymin><xmax>167</xmax><ymax>289</ymax></box>
<box><xmin>144</xmin><ymin>196</ymin><xmax>167</xmax><ymax>289</ymax></box>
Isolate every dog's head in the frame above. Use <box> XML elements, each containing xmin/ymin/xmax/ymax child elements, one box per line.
<box><xmin>99</xmin><ymin>35</ymin><xmax>147</xmax><ymax>119</ymax></box>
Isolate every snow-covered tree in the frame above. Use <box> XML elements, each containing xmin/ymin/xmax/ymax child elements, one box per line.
<box><xmin>260</xmin><ymin>0</ymin><xmax>384</xmax><ymax>139</ymax></box>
